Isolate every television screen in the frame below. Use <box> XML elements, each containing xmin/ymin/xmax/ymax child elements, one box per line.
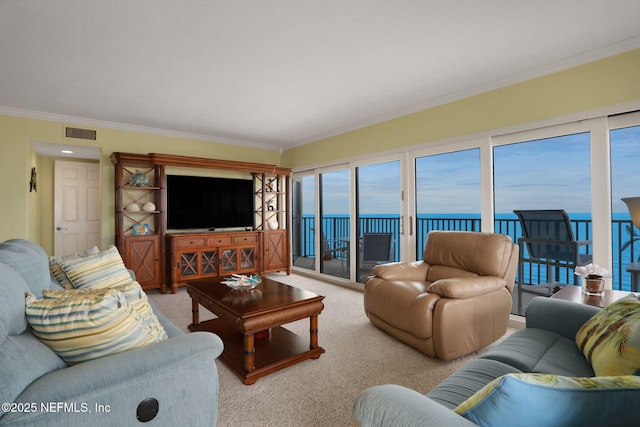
<box><xmin>166</xmin><ymin>175</ymin><xmax>254</xmax><ymax>230</ymax></box>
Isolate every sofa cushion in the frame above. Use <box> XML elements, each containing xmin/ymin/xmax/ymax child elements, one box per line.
<box><xmin>480</xmin><ymin>327</ymin><xmax>594</xmax><ymax>377</ymax></box>
<box><xmin>59</xmin><ymin>245</ymin><xmax>132</xmax><ymax>290</ymax></box>
<box><xmin>0</xmin><ymin>265</ymin><xmax>30</xmax><ymax>342</ymax></box>
<box><xmin>423</xmin><ymin>231</ymin><xmax>514</xmax><ymax>279</ymax></box>
<box><xmin>575</xmin><ymin>295</ymin><xmax>640</xmax><ymax>376</ymax></box>
<box><xmin>0</xmin><ymin>239</ymin><xmax>51</xmax><ymax>296</ymax></box>
<box><xmin>454</xmin><ymin>373</ymin><xmax>640</xmax><ymax>427</ymax></box>
<box><xmin>25</xmin><ymin>289</ymin><xmax>157</xmax><ymax>365</ymax></box>
<box><xmin>43</xmin><ymin>281</ymin><xmax>167</xmax><ymax>341</ymax></box>
<box><xmin>426</xmin><ymin>358</ymin><xmax>523</xmax><ymax>410</ymax></box>
<box><xmin>49</xmin><ymin>246</ymin><xmax>100</xmax><ymax>289</ymax></box>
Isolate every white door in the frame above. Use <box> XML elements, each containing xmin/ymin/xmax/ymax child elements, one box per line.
<box><xmin>54</xmin><ymin>161</ymin><xmax>100</xmax><ymax>256</ymax></box>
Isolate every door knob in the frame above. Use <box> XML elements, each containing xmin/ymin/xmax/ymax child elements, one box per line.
<box><xmin>56</xmin><ymin>226</ymin><xmax>68</xmax><ymax>231</ymax></box>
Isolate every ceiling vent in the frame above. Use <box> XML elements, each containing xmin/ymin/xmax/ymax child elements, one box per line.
<box><xmin>65</xmin><ymin>127</ymin><xmax>97</xmax><ymax>140</ymax></box>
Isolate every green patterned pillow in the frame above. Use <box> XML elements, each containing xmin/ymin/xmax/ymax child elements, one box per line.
<box><xmin>575</xmin><ymin>295</ymin><xmax>640</xmax><ymax>376</ymax></box>
<box><xmin>43</xmin><ymin>281</ymin><xmax>167</xmax><ymax>341</ymax></box>
<box><xmin>49</xmin><ymin>246</ymin><xmax>100</xmax><ymax>289</ymax></box>
<box><xmin>455</xmin><ymin>373</ymin><xmax>640</xmax><ymax>426</ymax></box>
<box><xmin>59</xmin><ymin>245</ymin><xmax>132</xmax><ymax>290</ymax></box>
<box><xmin>25</xmin><ymin>289</ymin><xmax>158</xmax><ymax>365</ymax></box>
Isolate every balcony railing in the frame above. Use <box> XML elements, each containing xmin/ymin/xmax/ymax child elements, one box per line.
<box><xmin>295</xmin><ymin>215</ymin><xmax>637</xmax><ymax>291</ymax></box>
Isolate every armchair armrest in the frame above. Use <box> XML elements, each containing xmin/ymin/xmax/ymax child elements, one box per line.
<box><xmin>525</xmin><ymin>296</ymin><xmax>600</xmax><ymax>340</ymax></box>
<box><xmin>427</xmin><ymin>277</ymin><xmax>506</xmax><ymax>299</ymax></box>
<box><xmin>353</xmin><ymin>384</ymin><xmax>477</xmax><ymax>427</ymax></box>
<box><xmin>371</xmin><ymin>261</ymin><xmax>429</xmax><ymax>281</ymax></box>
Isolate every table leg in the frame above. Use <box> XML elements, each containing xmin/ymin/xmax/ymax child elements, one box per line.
<box><xmin>191</xmin><ymin>299</ymin><xmax>200</xmax><ymax>328</ymax></box>
<box><xmin>244</xmin><ymin>333</ymin><xmax>255</xmax><ymax>372</ymax></box>
<box><xmin>310</xmin><ymin>315</ymin><xmax>319</xmax><ymax>349</ymax></box>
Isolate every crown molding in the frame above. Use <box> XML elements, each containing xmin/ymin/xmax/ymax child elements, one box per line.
<box><xmin>0</xmin><ymin>106</ymin><xmax>279</xmax><ymax>152</ymax></box>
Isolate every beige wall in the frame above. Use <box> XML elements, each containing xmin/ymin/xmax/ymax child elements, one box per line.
<box><xmin>282</xmin><ymin>48</ymin><xmax>640</xmax><ymax>169</ymax></box>
<box><xmin>2</xmin><ymin>48</ymin><xmax>639</xmax><ymax>252</ymax></box>
<box><xmin>0</xmin><ymin>116</ymin><xmax>280</xmax><ymax>253</ymax></box>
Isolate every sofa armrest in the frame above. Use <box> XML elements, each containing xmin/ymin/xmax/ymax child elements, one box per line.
<box><xmin>371</xmin><ymin>261</ymin><xmax>429</xmax><ymax>281</ymax></box>
<box><xmin>353</xmin><ymin>384</ymin><xmax>477</xmax><ymax>427</ymax></box>
<box><xmin>6</xmin><ymin>332</ymin><xmax>223</xmax><ymax>427</ymax></box>
<box><xmin>525</xmin><ymin>296</ymin><xmax>600</xmax><ymax>340</ymax></box>
<box><xmin>427</xmin><ymin>277</ymin><xmax>506</xmax><ymax>299</ymax></box>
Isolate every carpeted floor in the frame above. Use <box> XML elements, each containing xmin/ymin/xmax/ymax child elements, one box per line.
<box><xmin>147</xmin><ymin>273</ymin><xmax>514</xmax><ymax>427</ymax></box>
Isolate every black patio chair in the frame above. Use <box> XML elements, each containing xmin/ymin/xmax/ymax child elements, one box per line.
<box><xmin>359</xmin><ymin>233</ymin><xmax>394</xmax><ymax>280</ymax></box>
<box><xmin>513</xmin><ymin>209</ymin><xmax>592</xmax><ymax>314</ymax></box>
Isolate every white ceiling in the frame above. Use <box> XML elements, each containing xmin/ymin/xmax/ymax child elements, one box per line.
<box><xmin>2</xmin><ymin>1</ymin><xmax>640</xmax><ymax>151</ymax></box>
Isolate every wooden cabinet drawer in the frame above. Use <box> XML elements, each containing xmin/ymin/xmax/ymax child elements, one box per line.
<box><xmin>175</xmin><ymin>237</ymin><xmax>206</xmax><ymax>248</ymax></box>
<box><xmin>207</xmin><ymin>236</ymin><xmax>232</xmax><ymax>245</ymax></box>
<box><xmin>233</xmin><ymin>234</ymin><xmax>258</xmax><ymax>244</ymax></box>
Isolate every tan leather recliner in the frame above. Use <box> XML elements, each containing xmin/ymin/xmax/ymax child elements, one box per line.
<box><xmin>364</xmin><ymin>230</ymin><xmax>519</xmax><ymax>361</ymax></box>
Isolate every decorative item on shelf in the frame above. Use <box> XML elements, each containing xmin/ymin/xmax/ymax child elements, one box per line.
<box><xmin>621</xmin><ymin>197</ymin><xmax>640</xmax><ymax>262</ymax></box>
<box><xmin>267</xmin><ymin>199</ymin><xmax>275</xmax><ymax>211</ymax></box>
<box><xmin>132</xmin><ymin>223</ymin><xmax>151</xmax><ymax>235</ymax></box>
<box><xmin>266</xmin><ymin>178</ymin><xmax>276</xmax><ymax>192</ymax></box>
<box><xmin>125</xmin><ymin>203</ymin><xmax>140</xmax><ymax>212</ymax></box>
<box><xmin>220</xmin><ymin>274</ymin><xmax>262</xmax><ymax>291</ymax></box>
<box><xmin>575</xmin><ymin>263</ymin><xmax>611</xmax><ymax>296</ymax></box>
<box><xmin>267</xmin><ymin>220</ymin><xmax>279</xmax><ymax>230</ymax></box>
<box><xmin>128</xmin><ymin>170</ymin><xmax>149</xmax><ymax>187</ymax></box>
<box><xmin>142</xmin><ymin>202</ymin><xmax>156</xmax><ymax>212</ymax></box>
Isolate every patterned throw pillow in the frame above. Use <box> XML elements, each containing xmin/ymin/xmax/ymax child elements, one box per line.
<box><xmin>575</xmin><ymin>295</ymin><xmax>640</xmax><ymax>376</ymax></box>
<box><xmin>25</xmin><ymin>289</ymin><xmax>157</xmax><ymax>365</ymax></box>
<box><xmin>454</xmin><ymin>373</ymin><xmax>640</xmax><ymax>427</ymax></box>
<box><xmin>58</xmin><ymin>245</ymin><xmax>132</xmax><ymax>290</ymax></box>
<box><xmin>43</xmin><ymin>281</ymin><xmax>167</xmax><ymax>341</ymax></box>
<box><xmin>49</xmin><ymin>246</ymin><xmax>100</xmax><ymax>289</ymax></box>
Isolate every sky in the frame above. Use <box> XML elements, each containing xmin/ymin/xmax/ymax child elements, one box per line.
<box><xmin>299</xmin><ymin>125</ymin><xmax>640</xmax><ymax>216</ymax></box>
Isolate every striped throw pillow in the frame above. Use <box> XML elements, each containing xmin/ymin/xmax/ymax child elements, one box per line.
<box><xmin>49</xmin><ymin>246</ymin><xmax>100</xmax><ymax>289</ymax></box>
<box><xmin>25</xmin><ymin>289</ymin><xmax>157</xmax><ymax>365</ymax></box>
<box><xmin>43</xmin><ymin>281</ymin><xmax>167</xmax><ymax>341</ymax></box>
<box><xmin>59</xmin><ymin>245</ymin><xmax>132</xmax><ymax>290</ymax></box>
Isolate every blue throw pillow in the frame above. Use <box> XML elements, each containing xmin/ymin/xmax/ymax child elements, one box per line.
<box><xmin>454</xmin><ymin>373</ymin><xmax>640</xmax><ymax>427</ymax></box>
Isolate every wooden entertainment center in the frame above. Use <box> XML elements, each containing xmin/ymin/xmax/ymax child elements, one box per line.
<box><xmin>111</xmin><ymin>152</ymin><xmax>291</xmax><ymax>293</ymax></box>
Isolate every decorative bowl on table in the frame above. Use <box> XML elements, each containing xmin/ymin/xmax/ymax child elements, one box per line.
<box><xmin>221</xmin><ymin>274</ymin><xmax>262</xmax><ymax>291</ymax></box>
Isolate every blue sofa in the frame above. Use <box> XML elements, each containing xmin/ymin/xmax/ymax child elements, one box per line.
<box><xmin>354</xmin><ymin>296</ymin><xmax>640</xmax><ymax>427</ymax></box>
<box><xmin>0</xmin><ymin>239</ymin><xmax>224</xmax><ymax>427</ymax></box>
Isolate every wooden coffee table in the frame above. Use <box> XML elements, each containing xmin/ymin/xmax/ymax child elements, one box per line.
<box><xmin>187</xmin><ymin>276</ymin><xmax>325</xmax><ymax>384</ymax></box>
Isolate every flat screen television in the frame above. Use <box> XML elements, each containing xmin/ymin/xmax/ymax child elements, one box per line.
<box><xmin>166</xmin><ymin>175</ymin><xmax>254</xmax><ymax>230</ymax></box>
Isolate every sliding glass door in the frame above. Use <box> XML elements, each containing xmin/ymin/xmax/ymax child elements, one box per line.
<box><xmin>414</xmin><ymin>149</ymin><xmax>481</xmax><ymax>259</ymax></box>
<box><xmin>291</xmin><ymin>175</ymin><xmax>315</xmax><ymax>271</ymax></box>
<box><xmin>355</xmin><ymin>160</ymin><xmax>401</xmax><ymax>283</ymax></box>
<box><xmin>493</xmin><ymin>130</ymin><xmax>592</xmax><ymax>314</ymax></box>
<box><xmin>319</xmin><ymin>168</ymin><xmax>351</xmax><ymax>279</ymax></box>
<box><xmin>610</xmin><ymin>114</ymin><xmax>640</xmax><ymax>290</ymax></box>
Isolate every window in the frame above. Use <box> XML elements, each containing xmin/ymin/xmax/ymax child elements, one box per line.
<box><xmin>355</xmin><ymin>161</ymin><xmax>401</xmax><ymax>283</ymax></box>
<box><xmin>319</xmin><ymin>169</ymin><xmax>351</xmax><ymax>279</ymax></box>
<box><xmin>493</xmin><ymin>131</ymin><xmax>592</xmax><ymax>313</ymax></box>
<box><xmin>291</xmin><ymin>175</ymin><xmax>315</xmax><ymax>271</ymax></box>
<box><xmin>610</xmin><ymin>120</ymin><xmax>640</xmax><ymax>291</ymax></box>
<box><xmin>414</xmin><ymin>149</ymin><xmax>481</xmax><ymax>259</ymax></box>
